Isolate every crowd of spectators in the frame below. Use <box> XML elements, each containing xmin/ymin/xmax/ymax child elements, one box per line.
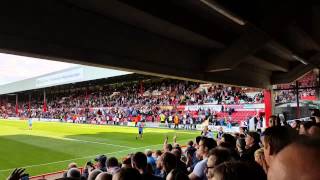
<box><xmin>0</xmin><ymin>79</ymin><xmax>263</xmax><ymax>125</ymax></box>
<box><xmin>6</xmin><ymin>109</ymin><xmax>320</xmax><ymax>180</ymax></box>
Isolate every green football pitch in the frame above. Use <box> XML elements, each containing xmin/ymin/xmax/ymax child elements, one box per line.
<box><xmin>0</xmin><ymin>119</ymin><xmax>200</xmax><ymax>178</ymax></box>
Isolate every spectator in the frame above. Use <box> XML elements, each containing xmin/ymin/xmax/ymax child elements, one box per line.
<box><xmin>95</xmin><ymin>155</ymin><xmax>107</xmax><ymax>172</ymax></box>
<box><xmin>88</xmin><ymin>169</ymin><xmax>102</xmax><ymax>180</ymax></box>
<box><xmin>172</xmin><ymin>149</ymin><xmax>188</xmax><ymax>175</ymax></box>
<box><xmin>63</xmin><ymin>162</ymin><xmax>78</xmax><ymax>178</ymax></box>
<box><xmin>254</xmin><ymin>148</ymin><xmax>267</xmax><ymax>173</ymax></box>
<box><xmin>236</xmin><ymin>138</ymin><xmax>246</xmax><ymax>158</ymax></box>
<box><xmin>212</xmin><ymin>161</ymin><xmax>266</xmax><ymax>180</ymax></box>
<box><xmin>67</xmin><ymin>168</ymin><xmax>81</xmax><ymax>179</ymax></box>
<box><xmin>242</xmin><ymin>132</ymin><xmax>260</xmax><ymax>162</ymax></box>
<box><xmin>268</xmin><ymin>137</ymin><xmax>320</xmax><ymax>180</ymax></box>
<box><xmin>161</xmin><ymin>152</ymin><xmax>177</xmax><ymax>179</ymax></box>
<box><xmin>146</xmin><ymin>150</ymin><xmax>157</xmax><ymax>173</ymax></box>
<box><xmin>220</xmin><ymin>133</ymin><xmax>236</xmax><ymax>149</ymax></box>
<box><xmin>206</xmin><ymin>148</ymin><xmax>233</xmax><ymax>179</ymax></box>
<box><xmin>131</xmin><ymin>152</ymin><xmax>161</xmax><ymax>180</ymax></box>
<box><xmin>113</xmin><ymin>168</ymin><xmax>142</xmax><ymax>180</ymax></box>
<box><xmin>269</xmin><ymin>115</ymin><xmax>281</xmax><ymax>127</ymax></box>
<box><xmin>299</xmin><ymin>121</ymin><xmax>314</xmax><ymax>135</ymax></box>
<box><xmin>122</xmin><ymin>155</ymin><xmax>132</xmax><ymax>168</ymax></box>
<box><xmin>96</xmin><ymin>172</ymin><xmax>113</xmax><ymax>180</ymax></box>
<box><xmin>107</xmin><ymin>157</ymin><xmax>120</xmax><ymax>175</ymax></box>
<box><xmin>189</xmin><ymin>137</ymin><xmax>217</xmax><ymax>180</ymax></box>
<box><xmin>263</xmin><ymin>126</ymin><xmax>297</xmax><ymax>168</ymax></box>
<box><xmin>166</xmin><ymin>169</ymin><xmax>189</xmax><ymax>180</ymax></box>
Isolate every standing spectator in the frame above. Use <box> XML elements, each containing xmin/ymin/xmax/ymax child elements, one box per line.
<box><xmin>206</xmin><ymin>148</ymin><xmax>233</xmax><ymax>179</ymax></box>
<box><xmin>268</xmin><ymin>137</ymin><xmax>320</xmax><ymax>180</ymax></box>
<box><xmin>113</xmin><ymin>168</ymin><xmax>142</xmax><ymax>180</ymax></box>
<box><xmin>131</xmin><ymin>152</ymin><xmax>161</xmax><ymax>180</ymax></box>
<box><xmin>242</xmin><ymin>132</ymin><xmax>260</xmax><ymax>162</ymax></box>
<box><xmin>189</xmin><ymin>137</ymin><xmax>217</xmax><ymax>180</ymax></box>
<box><xmin>146</xmin><ymin>150</ymin><xmax>157</xmax><ymax>173</ymax></box>
<box><xmin>263</xmin><ymin>126</ymin><xmax>297</xmax><ymax>169</ymax></box>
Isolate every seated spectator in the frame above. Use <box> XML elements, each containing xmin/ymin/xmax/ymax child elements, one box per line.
<box><xmin>166</xmin><ymin>169</ymin><xmax>189</xmax><ymax>180</ymax></box>
<box><xmin>189</xmin><ymin>137</ymin><xmax>217</xmax><ymax>180</ymax></box>
<box><xmin>263</xmin><ymin>126</ymin><xmax>297</xmax><ymax>168</ymax></box>
<box><xmin>132</xmin><ymin>152</ymin><xmax>161</xmax><ymax>180</ymax></box>
<box><xmin>206</xmin><ymin>148</ymin><xmax>233</xmax><ymax>179</ymax></box>
<box><xmin>268</xmin><ymin>137</ymin><xmax>320</xmax><ymax>180</ymax></box>
<box><xmin>96</xmin><ymin>172</ymin><xmax>113</xmax><ymax>180</ymax></box>
<box><xmin>212</xmin><ymin>161</ymin><xmax>266</xmax><ymax>180</ymax></box>
<box><xmin>107</xmin><ymin>157</ymin><xmax>120</xmax><ymax>175</ymax></box>
<box><xmin>67</xmin><ymin>168</ymin><xmax>81</xmax><ymax>179</ymax></box>
<box><xmin>88</xmin><ymin>169</ymin><xmax>102</xmax><ymax>180</ymax></box>
<box><xmin>220</xmin><ymin>134</ymin><xmax>236</xmax><ymax>150</ymax></box>
<box><xmin>112</xmin><ymin>168</ymin><xmax>142</xmax><ymax>180</ymax></box>
<box><xmin>242</xmin><ymin>132</ymin><xmax>260</xmax><ymax>162</ymax></box>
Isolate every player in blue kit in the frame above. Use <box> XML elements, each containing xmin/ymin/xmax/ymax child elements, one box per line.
<box><xmin>28</xmin><ymin>114</ymin><xmax>33</xmax><ymax>130</ymax></box>
<box><xmin>136</xmin><ymin>121</ymin><xmax>144</xmax><ymax>140</ymax></box>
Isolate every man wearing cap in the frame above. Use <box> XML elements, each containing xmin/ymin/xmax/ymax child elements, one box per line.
<box><xmin>95</xmin><ymin>154</ymin><xmax>107</xmax><ymax>172</ymax></box>
<box><xmin>82</xmin><ymin>154</ymin><xmax>107</xmax><ymax>179</ymax></box>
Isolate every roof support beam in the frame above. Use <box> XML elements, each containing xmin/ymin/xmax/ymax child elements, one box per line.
<box><xmin>272</xmin><ymin>53</ymin><xmax>320</xmax><ymax>84</ymax></box>
<box><xmin>206</xmin><ymin>27</ymin><xmax>270</xmax><ymax>72</ymax></box>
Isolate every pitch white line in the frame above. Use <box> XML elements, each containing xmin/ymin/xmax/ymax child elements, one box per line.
<box><xmin>0</xmin><ymin>143</ymin><xmax>162</xmax><ymax>172</ymax></box>
<box><xmin>0</xmin><ymin>138</ymin><xmax>192</xmax><ymax>172</ymax></box>
<box><xmin>61</xmin><ymin>137</ymin><xmax>132</xmax><ymax>148</ymax></box>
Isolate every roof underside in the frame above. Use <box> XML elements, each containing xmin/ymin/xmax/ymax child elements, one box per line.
<box><xmin>0</xmin><ymin>0</ymin><xmax>319</xmax><ymax>88</ymax></box>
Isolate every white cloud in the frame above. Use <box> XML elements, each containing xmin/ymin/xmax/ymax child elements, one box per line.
<box><xmin>0</xmin><ymin>53</ymin><xmax>77</xmax><ymax>85</ymax></box>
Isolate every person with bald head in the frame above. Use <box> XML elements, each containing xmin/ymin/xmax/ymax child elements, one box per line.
<box><xmin>268</xmin><ymin>137</ymin><xmax>320</xmax><ymax>180</ymax></box>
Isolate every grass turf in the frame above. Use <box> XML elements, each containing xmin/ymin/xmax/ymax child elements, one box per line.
<box><xmin>0</xmin><ymin>119</ymin><xmax>200</xmax><ymax>178</ymax></box>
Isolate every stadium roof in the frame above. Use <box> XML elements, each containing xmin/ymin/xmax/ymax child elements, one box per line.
<box><xmin>0</xmin><ymin>65</ymin><xmax>130</xmax><ymax>95</ymax></box>
<box><xmin>0</xmin><ymin>0</ymin><xmax>319</xmax><ymax>88</ymax></box>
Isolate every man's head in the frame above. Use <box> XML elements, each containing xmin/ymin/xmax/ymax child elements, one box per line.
<box><xmin>206</xmin><ymin>148</ymin><xmax>233</xmax><ymax>179</ymax></box>
<box><xmin>245</xmin><ymin>132</ymin><xmax>260</xmax><ymax>147</ymax></box>
<box><xmin>198</xmin><ymin>137</ymin><xmax>217</xmax><ymax>158</ymax></box>
<box><xmin>145</xmin><ymin>150</ymin><xmax>153</xmax><ymax>157</ymax></box>
<box><xmin>195</xmin><ymin>136</ymin><xmax>202</xmax><ymax>149</ymax></box>
<box><xmin>67</xmin><ymin>168</ymin><xmax>80</xmax><ymax>179</ymax></box>
<box><xmin>268</xmin><ymin>137</ymin><xmax>320</xmax><ymax>180</ymax></box>
<box><xmin>96</xmin><ymin>172</ymin><xmax>113</xmax><ymax>180</ymax></box>
<box><xmin>187</xmin><ymin>140</ymin><xmax>194</xmax><ymax>147</ymax></box>
<box><xmin>263</xmin><ymin>126</ymin><xmax>297</xmax><ymax>166</ymax></box>
<box><xmin>131</xmin><ymin>152</ymin><xmax>147</xmax><ymax>172</ymax></box>
<box><xmin>213</xmin><ymin>161</ymin><xmax>266</xmax><ymax>180</ymax></box>
<box><xmin>166</xmin><ymin>169</ymin><xmax>189</xmax><ymax>180</ymax></box>
<box><xmin>112</xmin><ymin>168</ymin><xmax>142</xmax><ymax>180</ymax></box>
<box><xmin>67</xmin><ymin>162</ymin><xmax>77</xmax><ymax>169</ymax></box>
<box><xmin>88</xmin><ymin>169</ymin><xmax>103</xmax><ymax>180</ymax></box>
<box><xmin>269</xmin><ymin>115</ymin><xmax>280</xmax><ymax>127</ymax></box>
<box><xmin>95</xmin><ymin>155</ymin><xmax>107</xmax><ymax>168</ymax></box>
<box><xmin>299</xmin><ymin>121</ymin><xmax>314</xmax><ymax>135</ymax></box>
<box><xmin>165</xmin><ymin>144</ymin><xmax>173</xmax><ymax>152</ymax></box>
<box><xmin>221</xmin><ymin>133</ymin><xmax>236</xmax><ymax>149</ymax></box>
<box><xmin>161</xmin><ymin>152</ymin><xmax>177</xmax><ymax>173</ymax></box>
<box><xmin>107</xmin><ymin>157</ymin><xmax>119</xmax><ymax>168</ymax></box>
